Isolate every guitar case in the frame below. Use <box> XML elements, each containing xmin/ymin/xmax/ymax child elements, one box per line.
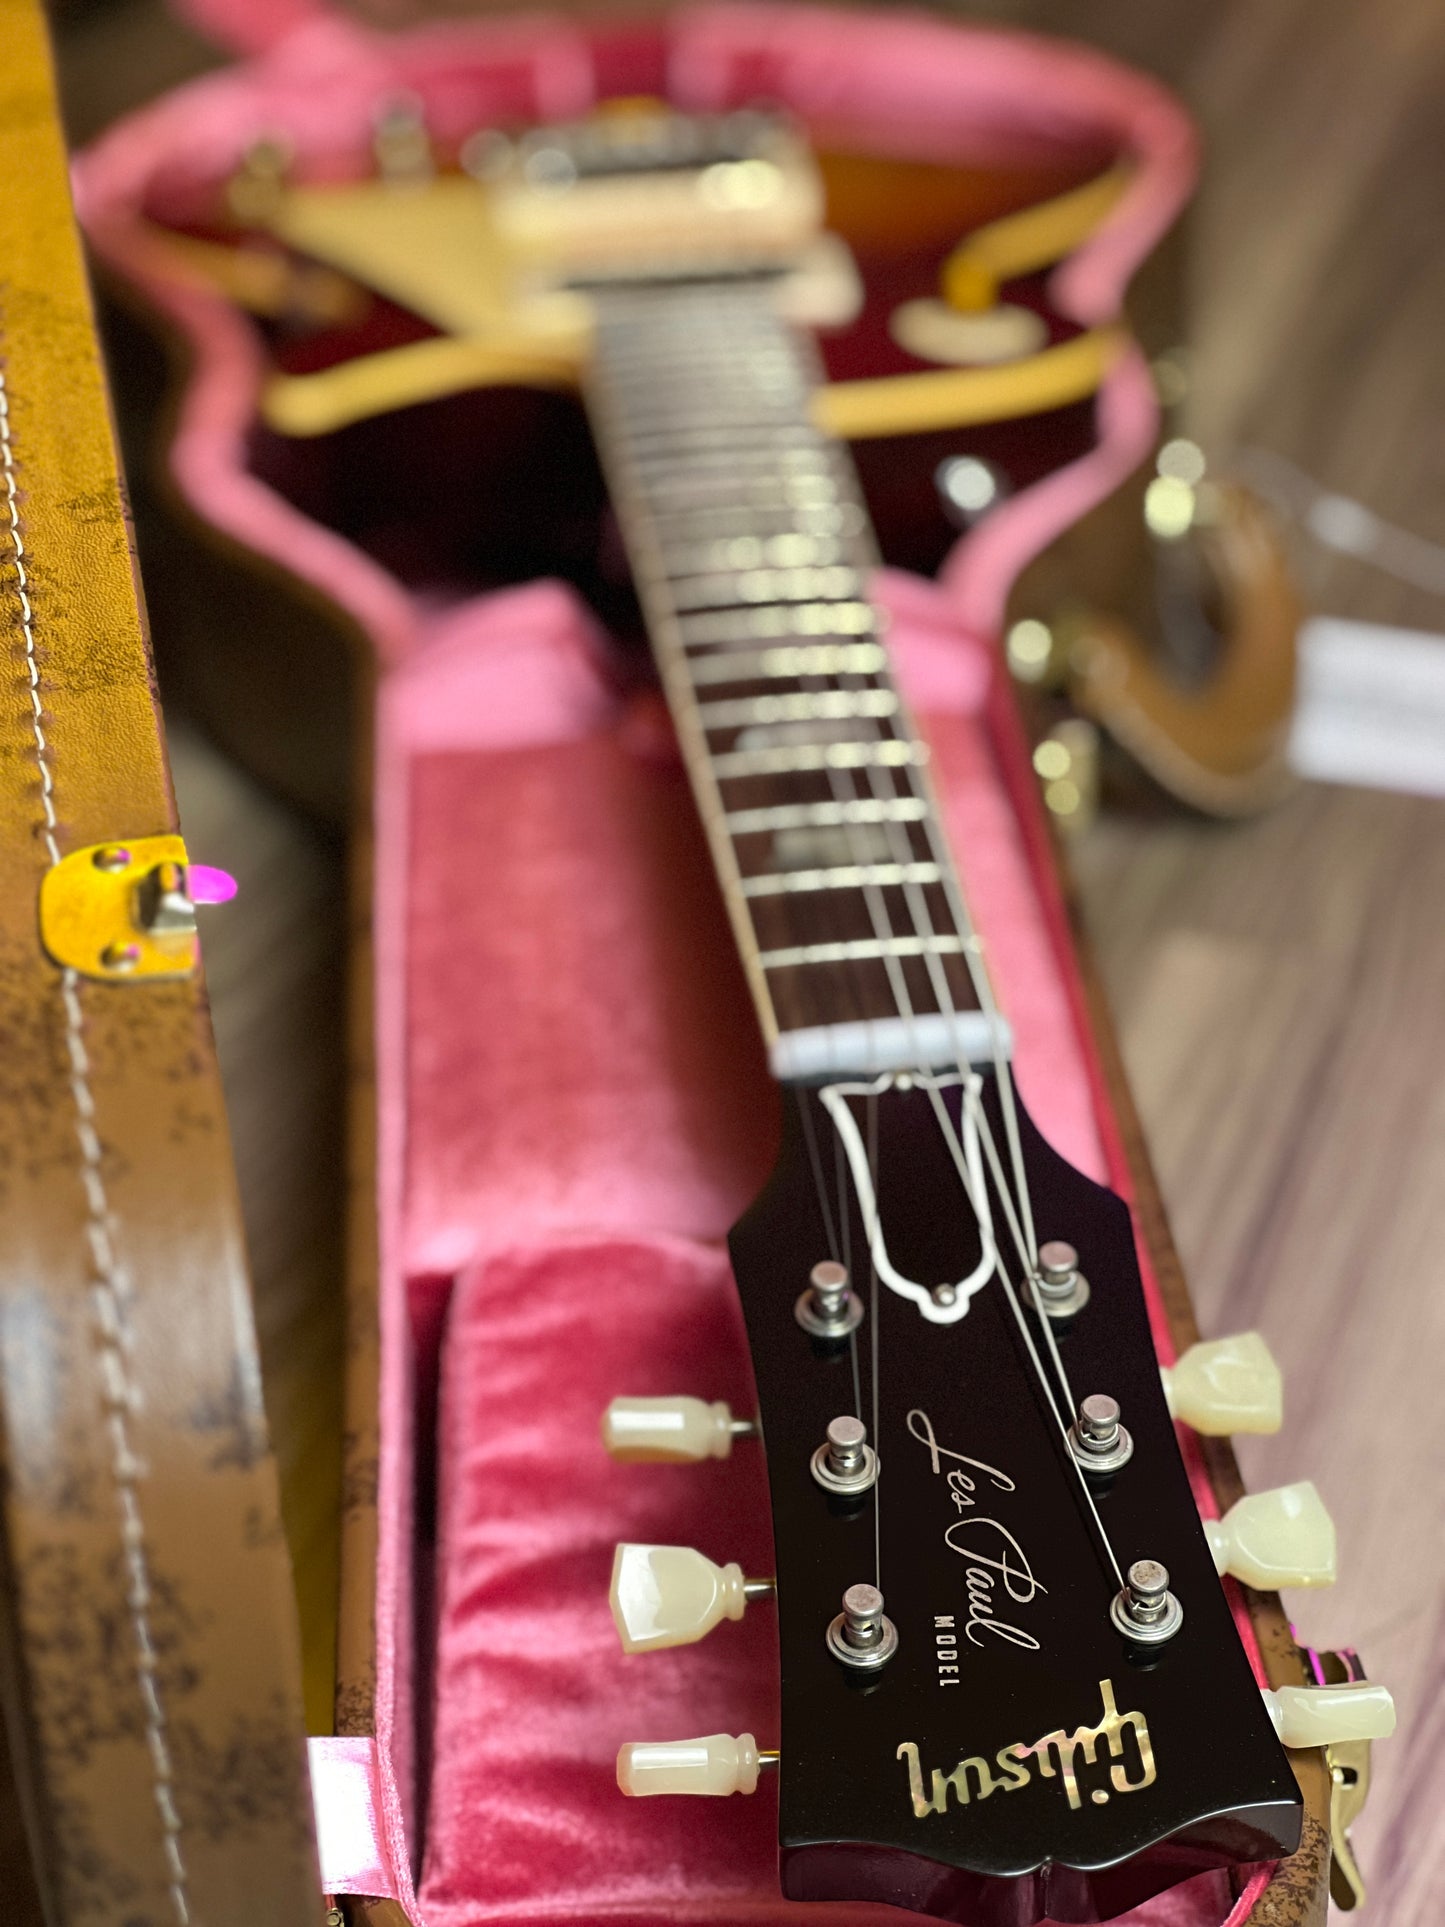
<box><xmin>0</xmin><ymin>1</ymin><xmax>1332</xmax><ymax>1920</ymax></box>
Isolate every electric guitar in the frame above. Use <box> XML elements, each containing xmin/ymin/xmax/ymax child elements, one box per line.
<box><xmin>77</xmin><ymin>48</ymin><xmax>1389</xmax><ymax>1924</ymax></box>
<box><xmin>233</xmin><ymin>102</ymin><xmax>1387</xmax><ymax>1924</ymax></box>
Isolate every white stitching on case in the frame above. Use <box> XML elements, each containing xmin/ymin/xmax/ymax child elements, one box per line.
<box><xmin>0</xmin><ymin>369</ymin><xmax>190</xmax><ymax>1925</ymax></box>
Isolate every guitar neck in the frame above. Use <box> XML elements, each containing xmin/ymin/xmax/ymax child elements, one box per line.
<box><xmin>585</xmin><ymin>281</ymin><xmax>994</xmax><ymax>1085</ymax></box>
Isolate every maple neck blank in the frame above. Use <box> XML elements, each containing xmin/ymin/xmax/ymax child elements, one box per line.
<box><xmin>585</xmin><ymin>282</ymin><xmax>992</xmax><ymax>1083</ymax></box>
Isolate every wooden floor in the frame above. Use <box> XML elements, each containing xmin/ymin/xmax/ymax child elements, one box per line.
<box><xmin>52</xmin><ymin>0</ymin><xmax>1445</xmax><ymax>1920</ymax></box>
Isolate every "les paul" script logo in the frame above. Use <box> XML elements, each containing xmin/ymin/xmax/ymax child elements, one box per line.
<box><xmin>896</xmin><ymin>1679</ymin><xmax>1158</xmax><ymax>1818</ymax></box>
<box><xmin>907</xmin><ymin>1407</ymin><xmax>1045</xmax><ymax>1653</ymax></box>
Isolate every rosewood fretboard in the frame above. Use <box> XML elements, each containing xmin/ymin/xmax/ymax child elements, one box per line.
<box><xmin>585</xmin><ymin>282</ymin><xmax>994</xmax><ymax>1082</ymax></box>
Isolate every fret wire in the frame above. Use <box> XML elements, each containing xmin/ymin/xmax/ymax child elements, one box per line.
<box><xmin>624</xmin><ymin>483</ymin><xmax>845</xmax><ymax>515</ymax></box>
<box><xmin>742</xmin><ymin>862</ymin><xmax>944</xmax><ymax>897</ymax></box>
<box><xmin>710</xmin><ymin>740</ymin><xmax>924</xmax><ymax>779</ymax></box>
<box><xmin>651</xmin><ymin>503</ymin><xmax>867</xmax><ymax>539</ymax></box>
<box><xmin>623</xmin><ymin>421</ymin><xmax>826</xmax><ymax>448</ymax></box>
<box><xmin>663</xmin><ymin>569</ymin><xmax>866</xmax><ymax>612</ymax></box>
<box><xmin>759</xmin><ymin>935</ymin><xmax>967</xmax><ymax>969</ymax></box>
<box><xmin>725</xmin><ymin>797</ymin><xmax>929</xmax><ymax>833</ymax></box>
<box><xmin>657</xmin><ymin>535</ymin><xmax>849</xmax><ymax>575</ymax></box>
<box><xmin>621</xmin><ymin>413</ymin><xmax>818</xmax><ymax>437</ymax></box>
<box><xmin>696</xmin><ymin>689</ymin><xmax>898</xmax><ymax>729</ymax></box>
<box><xmin>610</xmin><ymin>403</ymin><xmax>804</xmax><ymax>430</ymax></box>
<box><xmin>677</xmin><ymin>603</ymin><xmax>879</xmax><ymax>644</ymax></box>
<box><xmin>600</xmin><ymin>356</ymin><xmax>800</xmax><ymax>384</ymax></box>
<box><xmin>687</xmin><ymin>643</ymin><xmax>888</xmax><ymax>684</ymax></box>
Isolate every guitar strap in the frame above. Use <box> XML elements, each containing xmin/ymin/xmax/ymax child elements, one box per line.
<box><xmin>0</xmin><ymin>3</ymin><xmax>321</xmax><ymax>1920</ymax></box>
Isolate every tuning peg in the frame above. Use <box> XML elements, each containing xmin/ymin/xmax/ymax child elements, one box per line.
<box><xmin>610</xmin><ymin>1542</ymin><xmax>774</xmax><ymax>1653</ymax></box>
<box><xmin>1204</xmin><ymin>1481</ymin><xmax>1337</xmax><ymax>1590</ymax></box>
<box><xmin>617</xmin><ymin>1731</ymin><xmax>778</xmax><ymax>1797</ymax></box>
<box><xmin>1161</xmin><ymin>1331</ymin><xmax>1282</xmax><ymax>1435</ymax></box>
<box><xmin>1262</xmin><ymin>1681</ymin><xmax>1395</xmax><ymax>1750</ymax></box>
<box><xmin>601</xmin><ymin>1396</ymin><xmax>754</xmax><ymax>1463</ymax></box>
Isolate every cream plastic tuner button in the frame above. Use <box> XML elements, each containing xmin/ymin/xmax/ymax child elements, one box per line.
<box><xmin>617</xmin><ymin>1732</ymin><xmax>776</xmax><ymax>1797</ymax></box>
<box><xmin>610</xmin><ymin>1542</ymin><xmax>772</xmax><ymax>1652</ymax></box>
<box><xmin>1262</xmin><ymin>1681</ymin><xmax>1396</xmax><ymax>1749</ymax></box>
<box><xmin>601</xmin><ymin>1396</ymin><xmax>750</xmax><ymax>1462</ymax></box>
<box><xmin>1161</xmin><ymin>1332</ymin><xmax>1283</xmax><ymax>1435</ymax></box>
<box><xmin>1204</xmin><ymin>1481</ymin><xmax>1337</xmax><ymax>1590</ymax></box>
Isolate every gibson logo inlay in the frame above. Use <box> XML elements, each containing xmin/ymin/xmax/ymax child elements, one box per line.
<box><xmin>896</xmin><ymin>1679</ymin><xmax>1157</xmax><ymax>1818</ymax></box>
<box><xmin>907</xmin><ymin>1407</ymin><xmax>1045</xmax><ymax>1653</ymax></box>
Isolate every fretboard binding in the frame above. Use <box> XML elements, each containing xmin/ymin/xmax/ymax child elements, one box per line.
<box><xmin>759</xmin><ymin>935</ymin><xmax>968</xmax><ymax>969</ymax></box>
<box><xmin>742</xmin><ymin>861</ymin><xmax>944</xmax><ymax>898</ymax></box>
<box><xmin>725</xmin><ymin>797</ymin><xmax>930</xmax><ymax>834</ymax></box>
<box><xmin>687</xmin><ymin>643</ymin><xmax>888</xmax><ymax>685</ymax></box>
<box><xmin>697</xmin><ymin>689</ymin><xmax>898</xmax><ymax>729</ymax></box>
<box><xmin>711</xmin><ymin>739</ymin><xmax>926</xmax><ymax>778</ymax></box>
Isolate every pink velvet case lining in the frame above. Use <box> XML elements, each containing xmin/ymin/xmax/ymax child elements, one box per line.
<box><xmin>75</xmin><ymin>8</ymin><xmax>1272</xmax><ymax>1922</ymax></box>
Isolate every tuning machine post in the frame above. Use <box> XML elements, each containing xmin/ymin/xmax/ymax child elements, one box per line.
<box><xmin>1110</xmin><ymin>1559</ymin><xmax>1184</xmax><ymax>1646</ymax></box>
<box><xmin>826</xmin><ymin>1583</ymin><xmax>898</xmax><ymax>1671</ymax></box>
<box><xmin>1025</xmin><ymin>1240</ymin><xmax>1091</xmax><ymax>1319</ymax></box>
<box><xmin>811</xmin><ymin>1415</ymin><xmax>878</xmax><ymax>1495</ymax></box>
<box><xmin>796</xmin><ymin>1260</ymin><xmax>864</xmax><ymax>1339</ymax></box>
<box><xmin>1067</xmin><ymin>1394</ymin><xmax>1133</xmax><ymax>1474</ymax></box>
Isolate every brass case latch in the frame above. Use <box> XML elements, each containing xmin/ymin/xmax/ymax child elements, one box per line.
<box><xmin>1307</xmin><ymin>1644</ymin><xmax>1373</xmax><ymax>1911</ymax></box>
<box><xmin>40</xmin><ymin>836</ymin><xmax>200</xmax><ymax>981</ymax></box>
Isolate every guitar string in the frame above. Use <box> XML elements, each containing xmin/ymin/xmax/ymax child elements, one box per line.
<box><xmin>804</xmin><ymin>692</ymin><xmax>1123</xmax><ymax>1587</ymax></box>
<box><xmin>799</xmin><ymin>1083</ymin><xmax>865</xmax><ymax>1426</ymax></box>
<box><xmin>595</xmin><ymin>288</ymin><xmax>1123</xmax><ymax>1595</ymax></box>
<box><xmin>725</xmin><ymin>306</ymin><xmax>1121</xmax><ymax>1586</ymax></box>
<box><xmin>604</xmin><ymin>292</ymin><xmax>935</xmax><ymax>1594</ymax></box>
<box><xmin>756</xmin><ymin>301</ymin><xmax>1123</xmax><ymax>1587</ymax></box>
<box><xmin>587</xmin><ymin>298</ymin><xmax>882</xmax><ymax>1457</ymax></box>
<box><xmin>603</xmin><ymin>307</ymin><xmax>1031</xmax><ymax>1308</ymax></box>
<box><xmin>764</xmin><ymin>317</ymin><xmax>1096</xmax><ymax>1442</ymax></box>
<box><xmin>797</xmin><ymin>1087</ymin><xmax>840</xmax><ymax>1263</ymax></box>
<box><xmin>625</xmin><ymin>289</ymin><xmax>1112</xmax><ymax>1573</ymax></box>
<box><xmin>869</xmin><ymin>1088</ymin><xmax>882</xmax><ymax>1590</ymax></box>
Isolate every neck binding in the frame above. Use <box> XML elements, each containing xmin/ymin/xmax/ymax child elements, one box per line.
<box><xmin>585</xmin><ymin>280</ymin><xmax>993</xmax><ymax>1083</ymax></box>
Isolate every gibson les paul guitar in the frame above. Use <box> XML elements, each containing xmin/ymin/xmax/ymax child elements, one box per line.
<box><xmin>124</xmin><ymin>94</ymin><xmax>1393</xmax><ymax>1927</ymax></box>
<box><xmin>264</xmin><ymin>106</ymin><xmax>1393</xmax><ymax>1924</ymax></box>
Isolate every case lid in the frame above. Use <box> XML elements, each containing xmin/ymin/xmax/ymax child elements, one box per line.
<box><xmin>0</xmin><ymin>5</ymin><xmax>322</xmax><ymax>1921</ymax></box>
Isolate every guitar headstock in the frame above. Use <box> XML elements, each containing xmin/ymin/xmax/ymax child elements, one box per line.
<box><xmin>615</xmin><ymin>1070</ymin><xmax>1328</xmax><ymax>1923</ymax></box>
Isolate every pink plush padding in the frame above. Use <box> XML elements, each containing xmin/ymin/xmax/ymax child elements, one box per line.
<box><xmin>410</xmin><ymin>586</ymin><xmax>1269</xmax><ymax>1927</ymax></box>
<box><xmin>75</xmin><ymin>10</ymin><xmax>1272</xmax><ymax>1921</ymax></box>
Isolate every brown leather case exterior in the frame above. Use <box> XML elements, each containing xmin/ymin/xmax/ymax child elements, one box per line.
<box><xmin>0</xmin><ymin>4</ymin><xmax>322</xmax><ymax>1920</ymax></box>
